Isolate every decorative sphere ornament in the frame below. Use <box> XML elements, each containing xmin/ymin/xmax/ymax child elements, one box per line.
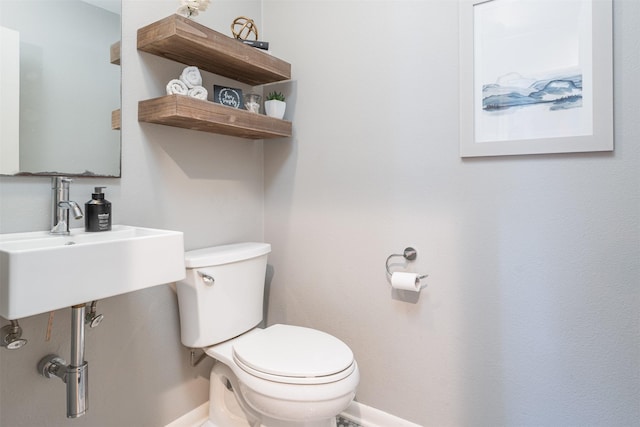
<box><xmin>231</xmin><ymin>16</ymin><xmax>259</xmax><ymax>41</ymax></box>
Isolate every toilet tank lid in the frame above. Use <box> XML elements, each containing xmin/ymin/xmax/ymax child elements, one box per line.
<box><xmin>184</xmin><ymin>242</ymin><xmax>271</xmax><ymax>268</ymax></box>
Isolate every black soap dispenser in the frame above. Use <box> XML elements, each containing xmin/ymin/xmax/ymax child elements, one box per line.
<box><xmin>85</xmin><ymin>187</ymin><xmax>112</xmax><ymax>232</ymax></box>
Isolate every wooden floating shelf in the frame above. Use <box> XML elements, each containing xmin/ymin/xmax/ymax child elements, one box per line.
<box><xmin>138</xmin><ymin>95</ymin><xmax>292</xmax><ymax>139</ymax></box>
<box><xmin>137</xmin><ymin>14</ymin><xmax>291</xmax><ymax>86</ymax></box>
<box><xmin>110</xmin><ymin>41</ymin><xmax>121</xmax><ymax>65</ymax></box>
<box><xmin>112</xmin><ymin>109</ymin><xmax>121</xmax><ymax>130</ymax></box>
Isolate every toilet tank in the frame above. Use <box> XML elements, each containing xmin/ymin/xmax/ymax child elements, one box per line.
<box><xmin>176</xmin><ymin>242</ymin><xmax>271</xmax><ymax>348</ymax></box>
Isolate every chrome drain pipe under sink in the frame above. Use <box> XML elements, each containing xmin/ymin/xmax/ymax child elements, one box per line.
<box><xmin>38</xmin><ymin>304</ymin><xmax>89</xmax><ymax>418</ymax></box>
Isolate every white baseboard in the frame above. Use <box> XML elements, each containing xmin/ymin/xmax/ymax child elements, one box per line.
<box><xmin>165</xmin><ymin>400</ymin><xmax>422</xmax><ymax>427</ymax></box>
<box><xmin>165</xmin><ymin>402</ymin><xmax>208</xmax><ymax>427</ymax></box>
<box><xmin>341</xmin><ymin>401</ymin><xmax>423</xmax><ymax>427</ymax></box>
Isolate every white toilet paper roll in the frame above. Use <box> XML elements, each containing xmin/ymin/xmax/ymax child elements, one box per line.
<box><xmin>390</xmin><ymin>272</ymin><xmax>421</xmax><ymax>292</ymax></box>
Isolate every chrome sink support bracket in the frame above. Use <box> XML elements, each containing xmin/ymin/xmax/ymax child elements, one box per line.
<box><xmin>38</xmin><ymin>304</ymin><xmax>88</xmax><ymax>418</ymax></box>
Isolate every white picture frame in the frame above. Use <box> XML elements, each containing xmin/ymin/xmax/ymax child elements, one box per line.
<box><xmin>459</xmin><ymin>0</ymin><xmax>613</xmax><ymax>157</ymax></box>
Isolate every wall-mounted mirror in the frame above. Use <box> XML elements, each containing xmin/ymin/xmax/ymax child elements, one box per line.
<box><xmin>0</xmin><ymin>0</ymin><xmax>121</xmax><ymax>177</ymax></box>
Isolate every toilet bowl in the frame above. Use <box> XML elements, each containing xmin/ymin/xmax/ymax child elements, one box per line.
<box><xmin>205</xmin><ymin>326</ymin><xmax>359</xmax><ymax>427</ymax></box>
<box><xmin>175</xmin><ymin>243</ymin><xmax>359</xmax><ymax>427</ymax></box>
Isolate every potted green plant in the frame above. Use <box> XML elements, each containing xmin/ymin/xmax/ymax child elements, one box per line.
<box><xmin>264</xmin><ymin>91</ymin><xmax>286</xmax><ymax>119</ymax></box>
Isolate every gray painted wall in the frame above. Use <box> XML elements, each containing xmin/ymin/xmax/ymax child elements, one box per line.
<box><xmin>262</xmin><ymin>1</ymin><xmax>639</xmax><ymax>426</ymax></box>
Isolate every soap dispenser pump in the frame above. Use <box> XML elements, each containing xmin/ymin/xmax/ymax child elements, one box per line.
<box><xmin>85</xmin><ymin>187</ymin><xmax>111</xmax><ymax>232</ymax></box>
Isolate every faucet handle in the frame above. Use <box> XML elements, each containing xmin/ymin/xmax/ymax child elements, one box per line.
<box><xmin>60</xmin><ymin>177</ymin><xmax>73</xmax><ymax>188</ymax></box>
<box><xmin>52</xmin><ymin>176</ymin><xmax>72</xmax><ymax>189</ymax></box>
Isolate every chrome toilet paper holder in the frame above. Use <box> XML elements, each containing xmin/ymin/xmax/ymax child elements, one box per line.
<box><xmin>385</xmin><ymin>247</ymin><xmax>428</xmax><ymax>279</ymax></box>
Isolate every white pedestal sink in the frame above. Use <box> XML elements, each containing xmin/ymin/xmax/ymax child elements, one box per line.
<box><xmin>0</xmin><ymin>225</ymin><xmax>185</xmax><ymax>320</ymax></box>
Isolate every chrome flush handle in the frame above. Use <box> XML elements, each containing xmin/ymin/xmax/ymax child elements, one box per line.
<box><xmin>197</xmin><ymin>271</ymin><xmax>215</xmax><ymax>286</ymax></box>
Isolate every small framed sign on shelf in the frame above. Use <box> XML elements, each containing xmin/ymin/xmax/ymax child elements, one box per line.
<box><xmin>459</xmin><ymin>0</ymin><xmax>613</xmax><ymax>157</ymax></box>
<box><xmin>213</xmin><ymin>85</ymin><xmax>244</xmax><ymax>109</ymax></box>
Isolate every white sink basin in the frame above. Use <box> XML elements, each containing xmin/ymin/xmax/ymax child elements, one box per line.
<box><xmin>0</xmin><ymin>225</ymin><xmax>185</xmax><ymax>320</ymax></box>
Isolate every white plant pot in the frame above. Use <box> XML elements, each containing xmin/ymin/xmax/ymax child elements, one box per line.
<box><xmin>265</xmin><ymin>100</ymin><xmax>286</xmax><ymax>119</ymax></box>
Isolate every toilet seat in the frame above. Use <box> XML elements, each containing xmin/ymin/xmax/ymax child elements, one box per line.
<box><xmin>232</xmin><ymin>324</ymin><xmax>356</xmax><ymax>385</ymax></box>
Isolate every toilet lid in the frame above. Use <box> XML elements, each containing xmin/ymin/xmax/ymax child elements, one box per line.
<box><xmin>232</xmin><ymin>324</ymin><xmax>354</xmax><ymax>382</ymax></box>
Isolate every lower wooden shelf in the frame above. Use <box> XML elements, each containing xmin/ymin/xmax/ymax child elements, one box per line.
<box><xmin>138</xmin><ymin>95</ymin><xmax>292</xmax><ymax>139</ymax></box>
<box><xmin>112</xmin><ymin>109</ymin><xmax>121</xmax><ymax>130</ymax></box>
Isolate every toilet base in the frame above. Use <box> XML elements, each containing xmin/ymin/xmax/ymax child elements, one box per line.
<box><xmin>207</xmin><ymin>363</ymin><xmax>338</xmax><ymax>427</ymax></box>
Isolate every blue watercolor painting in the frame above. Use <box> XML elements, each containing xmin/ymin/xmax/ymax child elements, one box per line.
<box><xmin>482</xmin><ymin>71</ymin><xmax>583</xmax><ymax>113</ymax></box>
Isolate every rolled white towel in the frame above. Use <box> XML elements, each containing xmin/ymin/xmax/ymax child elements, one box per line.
<box><xmin>188</xmin><ymin>86</ymin><xmax>208</xmax><ymax>100</ymax></box>
<box><xmin>166</xmin><ymin>79</ymin><xmax>188</xmax><ymax>95</ymax></box>
<box><xmin>180</xmin><ymin>66</ymin><xmax>202</xmax><ymax>89</ymax></box>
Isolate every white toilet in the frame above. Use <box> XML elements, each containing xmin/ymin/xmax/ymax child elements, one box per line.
<box><xmin>176</xmin><ymin>242</ymin><xmax>359</xmax><ymax>427</ymax></box>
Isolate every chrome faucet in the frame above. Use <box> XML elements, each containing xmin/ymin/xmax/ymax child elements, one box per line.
<box><xmin>51</xmin><ymin>177</ymin><xmax>84</xmax><ymax>234</ymax></box>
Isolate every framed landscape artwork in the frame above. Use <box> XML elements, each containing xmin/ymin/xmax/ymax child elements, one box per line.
<box><xmin>459</xmin><ymin>0</ymin><xmax>613</xmax><ymax>157</ymax></box>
